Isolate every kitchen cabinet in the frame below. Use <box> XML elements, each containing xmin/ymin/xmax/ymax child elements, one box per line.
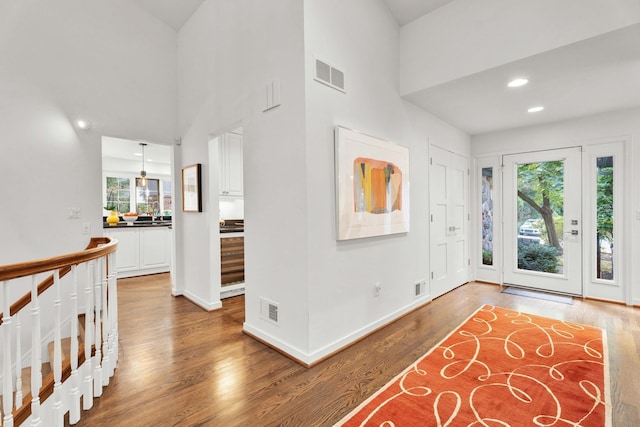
<box><xmin>104</xmin><ymin>226</ymin><xmax>171</xmax><ymax>277</ymax></box>
<box><xmin>219</xmin><ymin>132</ymin><xmax>243</xmax><ymax>197</ymax></box>
<box><xmin>108</xmin><ymin>228</ymin><xmax>139</xmax><ymax>273</ymax></box>
<box><xmin>140</xmin><ymin>227</ymin><xmax>172</xmax><ymax>270</ymax></box>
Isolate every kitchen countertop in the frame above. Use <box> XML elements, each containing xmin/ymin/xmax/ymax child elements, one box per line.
<box><xmin>220</xmin><ymin>227</ymin><xmax>244</xmax><ymax>233</ymax></box>
<box><xmin>103</xmin><ymin>220</ymin><xmax>172</xmax><ymax>229</ymax></box>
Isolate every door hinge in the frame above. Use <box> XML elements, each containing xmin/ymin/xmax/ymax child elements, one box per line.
<box><xmin>430</xmin><ymin>157</ymin><xmax>433</xmax><ymax>165</ymax></box>
<box><xmin>430</xmin><ymin>214</ymin><xmax>433</xmax><ymax>222</ymax></box>
<box><xmin>468</xmin><ymin>213</ymin><xmax>470</xmax><ymax>221</ymax></box>
<box><xmin>468</xmin><ymin>259</ymin><xmax>471</xmax><ymax>266</ymax></box>
<box><xmin>431</xmin><ymin>272</ymin><xmax>434</xmax><ymax>279</ymax></box>
<box><xmin>467</xmin><ymin>168</ymin><xmax>470</xmax><ymax>175</ymax></box>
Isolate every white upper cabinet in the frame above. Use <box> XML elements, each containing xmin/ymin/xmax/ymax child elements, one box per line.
<box><xmin>219</xmin><ymin>132</ymin><xmax>244</xmax><ymax>197</ymax></box>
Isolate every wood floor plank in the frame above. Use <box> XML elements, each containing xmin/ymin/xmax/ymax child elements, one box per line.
<box><xmin>70</xmin><ymin>274</ymin><xmax>640</xmax><ymax>426</ymax></box>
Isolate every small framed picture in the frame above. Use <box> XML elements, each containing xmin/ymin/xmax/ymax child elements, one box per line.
<box><xmin>182</xmin><ymin>163</ymin><xmax>202</xmax><ymax>212</ymax></box>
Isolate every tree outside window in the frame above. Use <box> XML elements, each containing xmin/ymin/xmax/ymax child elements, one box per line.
<box><xmin>105</xmin><ymin>177</ymin><xmax>130</xmax><ymax>213</ymax></box>
<box><xmin>136</xmin><ymin>178</ymin><xmax>160</xmax><ymax>215</ymax></box>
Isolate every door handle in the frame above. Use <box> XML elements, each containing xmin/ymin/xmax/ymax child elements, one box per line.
<box><xmin>448</xmin><ymin>226</ymin><xmax>462</xmax><ymax>232</ymax></box>
<box><xmin>564</xmin><ymin>230</ymin><xmax>579</xmax><ymax>235</ymax></box>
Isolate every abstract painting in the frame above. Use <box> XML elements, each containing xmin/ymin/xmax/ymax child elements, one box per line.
<box><xmin>335</xmin><ymin>126</ymin><xmax>409</xmax><ymax>240</ymax></box>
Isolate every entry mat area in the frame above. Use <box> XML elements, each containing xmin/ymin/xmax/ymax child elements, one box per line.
<box><xmin>502</xmin><ymin>286</ymin><xmax>574</xmax><ymax>305</ymax></box>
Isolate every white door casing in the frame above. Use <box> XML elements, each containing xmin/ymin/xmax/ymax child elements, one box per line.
<box><xmin>430</xmin><ymin>145</ymin><xmax>470</xmax><ymax>299</ymax></box>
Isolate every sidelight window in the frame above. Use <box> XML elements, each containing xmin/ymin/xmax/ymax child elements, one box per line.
<box><xmin>481</xmin><ymin>167</ymin><xmax>494</xmax><ymax>265</ymax></box>
<box><xmin>596</xmin><ymin>156</ymin><xmax>614</xmax><ymax>281</ymax></box>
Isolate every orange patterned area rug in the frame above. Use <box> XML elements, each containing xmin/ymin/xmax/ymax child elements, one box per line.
<box><xmin>336</xmin><ymin>305</ymin><xmax>610</xmax><ymax>426</ymax></box>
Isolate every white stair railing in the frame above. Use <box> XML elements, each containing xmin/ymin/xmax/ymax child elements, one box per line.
<box><xmin>0</xmin><ymin>237</ymin><xmax>118</xmax><ymax>426</ymax></box>
<box><xmin>2</xmin><ymin>280</ymin><xmax>15</xmax><ymax>427</ymax></box>
<box><xmin>68</xmin><ymin>266</ymin><xmax>80</xmax><ymax>425</ymax></box>
<box><xmin>30</xmin><ymin>275</ymin><xmax>42</xmax><ymax>426</ymax></box>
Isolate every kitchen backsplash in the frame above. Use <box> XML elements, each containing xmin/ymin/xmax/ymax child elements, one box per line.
<box><xmin>219</xmin><ymin>198</ymin><xmax>244</xmax><ymax>220</ymax></box>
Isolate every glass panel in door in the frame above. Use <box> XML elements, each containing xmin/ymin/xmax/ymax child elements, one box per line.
<box><xmin>503</xmin><ymin>148</ymin><xmax>582</xmax><ymax>295</ymax></box>
<box><xmin>516</xmin><ymin>160</ymin><xmax>564</xmax><ymax>275</ymax></box>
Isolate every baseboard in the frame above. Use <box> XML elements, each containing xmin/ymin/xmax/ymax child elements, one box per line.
<box><xmin>474</xmin><ymin>280</ymin><xmax>501</xmax><ymax>286</ymax></box>
<box><xmin>243</xmin><ymin>295</ymin><xmax>432</xmax><ymax>367</ymax></box>
<box><xmin>242</xmin><ymin>327</ymin><xmax>311</xmax><ymax>367</ymax></box>
<box><xmin>221</xmin><ymin>286</ymin><xmax>245</xmax><ymax>299</ymax></box>
<box><xmin>179</xmin><ymin>289</ymin><xmax>222</xmax><ymax>311</ymax></box>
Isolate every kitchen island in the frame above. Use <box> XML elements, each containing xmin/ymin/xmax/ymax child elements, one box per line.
<box><xmin>103</xmin><ymin>218</ymin><xmax>172</xmax><ymax>278</ymax></box>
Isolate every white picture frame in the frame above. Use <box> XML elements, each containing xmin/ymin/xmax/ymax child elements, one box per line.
<box><xmin>335</xmin><ymin>126</ymin><xmax>410</xmax><ymax>240</ymax></box>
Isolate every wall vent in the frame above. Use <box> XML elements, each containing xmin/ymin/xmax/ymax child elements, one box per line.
<box><xmin>314</xmin><ymin>57</ymin><xmax>346</xmax><ymax>93</ymax></box>
<box><xmin>260</xmin><ymin>297</ymin><xmax>279</xmax><ymax>324</ymax></box>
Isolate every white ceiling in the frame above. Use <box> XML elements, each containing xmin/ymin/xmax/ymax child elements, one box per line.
<box><xmin>383</xmin><ymin>0</ymin><xmax>454</xmax><ymax>26</ymax></box>
<box><xmin>405</xmin><ymin>23</ymin><xmax>640</xmax><ymax>135</ymax></box>
<box><xmin>133</xmin><ymin>0</ymin><xmax>203</xmax><ymax>31</ymax></box>
<box><xmin>133</xmin><ymin>0</ymin><xmax>640</xmax><ymax>136</ymax></box>
<box><xmin>102</xmin><ymin>136</ymin><xmax>171</xmax><ymax>165</ymax></box>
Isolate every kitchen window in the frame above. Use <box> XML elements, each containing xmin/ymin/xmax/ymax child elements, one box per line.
<box><xmin>105</xmin><ymin>177</ymin><xmax>131</xmax><ymax>213</ymax></box>
<box><xmin>136</xmin><ymin>178</ymin><xmax>160</xmax><ymax>215</ymax></box>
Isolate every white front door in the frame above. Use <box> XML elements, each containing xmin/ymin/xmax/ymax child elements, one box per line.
<box><xmin>502</xmin><ymin>147</ymin><xmax>582</xmax><ymax>295</ymax></box>
<box><xmin>430</xmin><ymin>145</ymin><xmax>470</xmax><ymax>299</ymax></box>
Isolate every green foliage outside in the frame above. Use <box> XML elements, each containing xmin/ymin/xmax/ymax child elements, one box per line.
<box><xmin>518</xmin><ymin>243</ymin><xmax>559</xmax><ymax>273</ymax></box>
<box><xmin>106</xmin><ymin>177</ymin><xmax>130</xmax><ymax>213</ymax></box>
<box><xmin>597</xmin><ymin>166</ymin><xmax>613</xmax><ymax>241</ymax></box>
<box><xmin>517</xmin><ymin>161</ymin><xmax>564</xmax><ymax>250</ymax></box>
<box><xmin>482</xmin><ymin>250</ymin><xmax>493</xmax><ymax>265</ymax></box>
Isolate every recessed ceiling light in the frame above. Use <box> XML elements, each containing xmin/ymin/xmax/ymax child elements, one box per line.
<box><xmin>508</xmin><ymin>78</ymin><xmax>529</xmax><ymax>88</ymax></box>
<box><xmin>76</xmin><ymin>119</ymin><xmax>92</xmax><ymax>130</ymax></box>
<box><xmin>133</xmin><ymin>152</ymin><xmax>142</xmax><ymax>156</ymax></box>
<box><xmin>527</xmin><ymin>106</ymin><xmax>544</xmax><ymax>113</ymax></box>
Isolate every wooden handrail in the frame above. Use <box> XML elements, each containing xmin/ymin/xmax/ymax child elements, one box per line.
<box><xmin>0</xmin><ymin>236</ymin><xmax>118</xmax><ymax>323</ymax></box>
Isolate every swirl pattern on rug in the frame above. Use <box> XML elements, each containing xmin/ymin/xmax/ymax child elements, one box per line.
<box><xmin>336</xmin><ymin>305</ymin><xmax>610</xmax><ymax>427</ymax></box>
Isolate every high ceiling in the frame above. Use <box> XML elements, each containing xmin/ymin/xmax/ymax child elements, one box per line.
<box><xmin>132</xmin><ymin>0</ymin><xmax>640</xmax><ymax>136</ymax></box>
<box><xmin>383</xmin><ymin>0</ymin><xmax>454</xmax><ymax>26</ymax></box>
<box><xmin>133</xmin><ymin>0</ymin><xmax>204</xmax><ymax>31</ymax></box>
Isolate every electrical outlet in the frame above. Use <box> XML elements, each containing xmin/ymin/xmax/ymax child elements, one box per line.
<box><xmin>374</xmin><ymin>282</ymin><xmax>381</xmax><ymax>297</ymax></box>
<box><xmin>82</xmin><ymin>222</ymin><xmax>91</xmax><ymax>235</ymax></box>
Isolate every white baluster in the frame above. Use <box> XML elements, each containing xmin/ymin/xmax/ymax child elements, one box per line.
<box><xmin>3</xmin><ymin>281</ymin><xmax>14</xmax><ymax>427</ymax></box>
<box><xmin>83</xmin><ymin>261</ymin><xmax>94</xmax><ymax>410</ymax></box>
<box><xmin>30</xmin><ymin>276</ymin><xmax>42</xmax><ymax>426</ymax></box>
<box><xmin>107</xmin><ymin>252</ymin><xmax>117</xmax><ymax>377</ymax></box>
<box><xmin>101</xmin><ymin>255</ymin><xmax>110</xmax><ymax>387</ymax></box>
<box><xmin>52</xmin><ymin>270</ymin><xmax>64</xmax><ymax>426</ymax></box>
<box><xmin>93</xmin><ymin>258</ymin><xmax>103</xmax><ymax>397</ymax></box>
<box><xmin>15</xmin><ymin>314</ymin><xmax>23</xmax><ymax>406</ymax></box>
<box><xmin>69</xmin><ymin>265</ymin><xmax>80</xmax><ymax>424</ymax></box>
<box><xmin>109</xmin><ymin>252</ymin><xmax>119</xmax><ymax>374</ymax></box>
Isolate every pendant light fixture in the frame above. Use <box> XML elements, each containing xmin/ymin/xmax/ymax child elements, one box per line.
<box><xmin>139</xmin><ymin>142</ymin><xmax>147</xmax><ymax>186</ymax></box>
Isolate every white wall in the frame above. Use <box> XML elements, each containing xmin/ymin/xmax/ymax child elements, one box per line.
<box><xmin>303</xmin><ymin>0</ymin><xmax>470</xmax><ymax>361</ymax></box>
<box><xmin>176</xmin><ymin>0</ymin><xmax>471</xmax><ymax>364</ymax></box>
<box><xmin>0</xmin><ymin>0</ymin><xmax>177</xmax><ymax>266</ymax></box>
<box><xmin>399</xmin><ymin>0</ymin><xmax>640</xmax><ymax>95</ymax></box>
<box><xmin>0</xmin><ymin>0</ymin><xmax>177</xmax><ymax>364</ymax></box>
<box><xmin>176</xmin><ymin>0</ymin><xmax>310</xmax><ymax>353</ymax></box>
<box><xmin>471</xmin><ymin>108</ymin><xmax>640</xmax><ymax>305</ymax></box>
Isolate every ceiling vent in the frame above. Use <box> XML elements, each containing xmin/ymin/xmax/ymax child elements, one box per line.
<box><xmin>314</xmin><ymin>57</ymin><xmax>345</xmax><ymax>93</ymax></box>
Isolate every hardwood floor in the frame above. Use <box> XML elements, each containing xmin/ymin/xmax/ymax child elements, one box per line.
<box><xmin>71</xmin><ymin>274</ymin><xmax>640</xmax><ymax>426</ymax></box>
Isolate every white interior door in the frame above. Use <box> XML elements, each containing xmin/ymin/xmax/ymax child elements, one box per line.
<box><xmin>430</xmin><ymin>145</ymin><xmax>469</xmax><ymax>299</ymax></box>
<box><xmin>502</xmin><ymin>147</ymin><xmax>582</xmax><ymax>295</ymax></box>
